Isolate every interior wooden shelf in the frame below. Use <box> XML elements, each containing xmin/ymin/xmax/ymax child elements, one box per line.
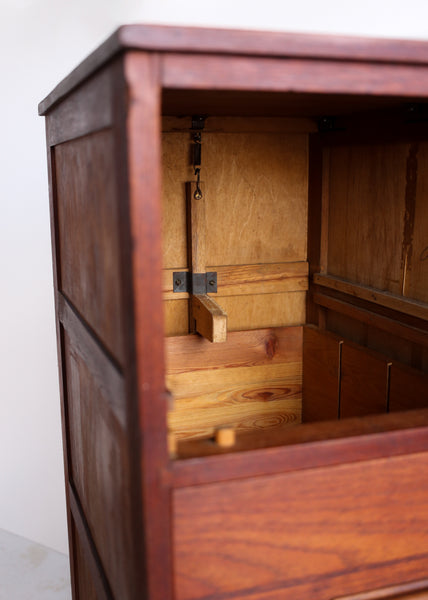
<box><xmin>314</xmin><ymin>273</ymin><xmax>428</xmax><ymax>322</ymax></box>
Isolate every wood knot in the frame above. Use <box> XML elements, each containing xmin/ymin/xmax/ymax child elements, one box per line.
<box><xmin>265</xmin><ymin>334</ymin><xmax>278</xmax><ymax>359</ymax></box>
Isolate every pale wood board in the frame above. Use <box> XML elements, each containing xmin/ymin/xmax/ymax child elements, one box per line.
<box><xmin>166</xmin><ymin>327</ymin><xmax>302</xmax><ymax>440</ymax></box>
<box><xmin>164</xmin><ymin>291</ymin><xmax>306</xmax><ymax>336</ymax></box>
<box><xmin>327</xmin><ymin>143</ymin><xmax>407</xmax><ymax>295</ymax></box>
<box><xmin>165</xmin><ymin>326</ymin><xmax>302</xmax><ymax>374</ymax></box>
<box><xmin>219</xmin><ymin>291</ymin><xmax>306</xmax><ymax>331</ymax></box>
<box><xmin>168</xmin><ymin>362</ymin><xmax>302</xmax><ymax>440</ymax></box>
<box><xmin>162</xmin><ymin>261</ymin><xmax>309</xmax><ymax>300</ymax></box>
<box><xmin>161</xmin><ymin>131</ymin><xmax>308</xmax><ymax>269</ymax></box>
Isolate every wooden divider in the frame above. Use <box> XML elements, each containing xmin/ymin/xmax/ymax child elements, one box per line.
<box><xmin>302</xmin><ymin>327</ymin><xmax>341</xmax><ymax>422</ymax></box>
<box><xmin>303</xmin><ymin>326</ymin><xmax>428</xmax><ymax>423</ymax></box>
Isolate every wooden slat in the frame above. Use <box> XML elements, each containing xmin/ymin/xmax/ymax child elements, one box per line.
<box><xmin>191</xmin><ymin>294</ymin><xmax>227</xmax><ymax>343</ymax></box>
<box><xmin>163</xmin><ymin>262</ymin><xmax>309</xmax><ymax>299</ymax></box>
<box><xmin>165</xmin><ymin>326</ymin><xmax>302</xmax><ymax>374</ymax></box>
<box><xmin>302</xmin><ymin>326</ymin><xmax>341</xmax><ymax>422</ymax></box>
<box><xmin>315</xmin><ymin>274</ymin><xmax>428</xmax><ymax>322</ymax></box>
<box><xmin>162</xmin><ymin>116</ymin><xmax>317</xmax><ymax>133</ymax></box>
<box><xmin>314</xmin><ymin>293</ymin><xmax>428</xmax><ymax>348</ymax></box>
<box><xmin>168</xmin><ymin>361</ymin><xmax>301</xmax><ymax>440</ymax></box>
<box><xmin>340</xmin><ymin>343</ymin><xmax>389</xmax><ymax>418</ymax></box>
<box><xmin>186</xmin><ymin>181</ymin><xmax>228</xmax><ymax>342</ymax></box>
<box><xmin>173</xmin><ymin>452</ymin><xmax>428</xmax><ymax>600</ymax></box>
<box><xmin>187</xmin><ymin>181</ymin><xmax>206</xmax><ymax>274</ymax></box>
<box><xmin>171</xmin><ymin>411</ymin><xmax>428</xmax><ymax>477</ymax></box>
<box><xmin>389</xmin><ymin>362</ymin><xmax>428</xmax><ymax>412</ymax></box>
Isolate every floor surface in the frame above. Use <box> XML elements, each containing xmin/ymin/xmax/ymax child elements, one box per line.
<box><xmin>0</xmin><ymin>528</ymin><xmax>71</xmax><ymax>599</ymax></box>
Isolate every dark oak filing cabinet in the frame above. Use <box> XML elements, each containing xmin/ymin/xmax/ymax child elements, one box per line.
<box><xmin>39</xmin><ymin>25</ymin><xmax>428</xmax><ymax>600</ymax></box>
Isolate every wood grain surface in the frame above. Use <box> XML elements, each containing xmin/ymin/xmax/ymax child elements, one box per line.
<box><xmin>63</xmin><ymin>332</ymin><xmax>133</xmax><ymax>600</ymax></box>
<box><xmin>173</xmin><ymin>452</ymin><xmax>428</xmax><ymax>600</ymax></box>
<box><xmin>167</xmin><ymin>327</ymin><xmax>302</xmax><ymax>440</ymax></box>
<box><xmin>327</xmin><ymin>143</ymin><xmax>407</xmax><ymax>295</ymax></box>
<box><xmin>302</xmin><ymin>326</ymin><xmax>341</xmax><ymax>422</ymax></box>
<box><xmin>55</xmin><ymin>129</ymin><xmax>125</xmax><ymax>364</ymax></box>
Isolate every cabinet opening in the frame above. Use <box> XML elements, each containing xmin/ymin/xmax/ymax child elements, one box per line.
<box><xmin>161</xmin><ymin>91</ymin><xmax>428</xmax><ymax>460</ymax></box>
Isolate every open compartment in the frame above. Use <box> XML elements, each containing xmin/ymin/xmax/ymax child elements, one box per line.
<box><xmin>161</xmin><ymin>93</ymin><xmax>428</xmax><ymax>459</ymax></box>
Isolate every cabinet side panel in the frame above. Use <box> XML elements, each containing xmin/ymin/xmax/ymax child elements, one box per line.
<box><xmin>63</xmin><ymin>330</ymin><xmax>133</xmax><ymax>599</ymax></box>
<box><xmin>54</xmin><ymin>130</ymin><xmax>124</xmax><ymax>364</ymax></box>
<box><xmin>173</xmin><ymin>452</ymin><xmax>428</xmax><ymax>600</ymax></box>
<box><xmin>71</xmin><ymin>519</ymin><xmax>98</xmax><ymax>600</ymax></box>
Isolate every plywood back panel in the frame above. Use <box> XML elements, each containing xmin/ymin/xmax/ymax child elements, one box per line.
<box><xmin>162</xmin><ymin>130</ymin><xmax>308</xmax><ymax>269</ymax></box>
<box><xmin>55</xmin><ymin>130</ymin><xmax>124</xmax><ymax>363</ymax></box>
<box><xmin>173</xmin><ymin>452</ymin><xmax>428</xmax><ymax>600</ymax></box>
<box><xmin>166</xmin><ymin>326</ymin><xmax>302</xmax><ymax>440</ymax></box>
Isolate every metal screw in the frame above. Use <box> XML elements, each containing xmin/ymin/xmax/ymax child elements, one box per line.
<box><xmin>209</xmin><ymin>280</ymin><xmax>216</xmax><ymax>286</ymax></box>
<box><xmin>175</xmin><ymin>279</ymin><xmax>182</xmax><ymax>287</ymax></box>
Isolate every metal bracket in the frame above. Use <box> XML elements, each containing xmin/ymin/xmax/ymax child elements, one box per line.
<box><xmin>191</xmin><ymin>115</ymin><xmax>206</xmax><ymax>130</ymax></box>
<box><xmin>173</xmin><ymin>271</ymin><xmax>217</xmax><ymax>294</ymax></box>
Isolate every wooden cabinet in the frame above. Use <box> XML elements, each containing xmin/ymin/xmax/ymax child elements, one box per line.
<box><xmin>39</xmin><ymin>25</ymin><xmax>428</xmax><ymax>600</ymax></box>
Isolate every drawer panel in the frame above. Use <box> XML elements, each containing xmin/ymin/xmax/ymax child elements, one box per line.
<box><xmin>173</xmin><ymin>452</ymin><xmax>428</xmax><ymax>600</ymax></box>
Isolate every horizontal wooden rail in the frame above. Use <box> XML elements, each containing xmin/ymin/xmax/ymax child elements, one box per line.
<box><xmin>314</xmin><ymin>273</ymin><xmax>428</xmax><ymax>322</ymax></box>
<box><xmin>163</xmin><ymin>261</ymin><xmax>308</xmax><ymax>300</ymax></box>
<box><xmin>313</xmin><ymin>292</ymin><xmax>428</xmax><ymax>348</ymax></box>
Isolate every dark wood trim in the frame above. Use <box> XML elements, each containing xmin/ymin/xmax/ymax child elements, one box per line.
<box><xmin>46</xmin><ymin>66</ymin><xmax>113</xmax><ymax>146</ymax></box>
<box><xmin>45</xmin><ymin>132</ymin><xmax>78</xmax><ymax>598</ymax></box>
<box><xmin>168</xmin><ymin>410</ymin><xmax>428</xmax><ymax>487</ymax></box>
<box><xmin>306</xmin><ymin>133</ymin><xmax>323</xmax><ymax>325</ymax></box>
<box><xmin>314</xmin><ymin>274</ymin><xmax>428</xmax><ymax>322</ymax></box>
<box><xmin>314</xmin><ymin>292</ymin><xmax>428</xmax><ymax>347</ymax></box>
<box><xmin>124</xmin><ymin>51</ymin><xmax>173</xmax><ymax>600</ymax></box>
<box><xmin>69</xmin><ymin>484</ymin><xmax>114</xmax><ymax>600</ymax></box>
<box><xmin>161</xmin><ymin>54</ymin><xmax>428</xmax><ymax>97</ymax></box>
<box><xmin>58</xmin><ymin>293</ymin><xmax>126</xmax><ymax>429</ymax></box>
<box><xmin>39</xmin><ymin>25</ymin><xmax>428</xmax><ymax>115</ymax></box>
<box><xmin>110</xmin><ymin>54</ymin><xmax>146</xmax><ymax>600</ymax></box>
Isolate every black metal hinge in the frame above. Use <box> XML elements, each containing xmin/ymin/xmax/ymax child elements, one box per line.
<box><xmin>173</xmin><ymin>271</ymin><xmax>217</xmax><ymax>294</ymax></box>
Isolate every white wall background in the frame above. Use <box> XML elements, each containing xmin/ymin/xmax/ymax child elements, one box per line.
<box><xmin>1</xmin><ymin>0</ymin><xmax>427</xmax><ymax>556</ymax></box>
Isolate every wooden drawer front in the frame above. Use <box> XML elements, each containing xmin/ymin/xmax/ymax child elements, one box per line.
<box><xmin>173</xmin><ymin>452</ymin><xmax>428</xmax><ymax>600</ymax></box>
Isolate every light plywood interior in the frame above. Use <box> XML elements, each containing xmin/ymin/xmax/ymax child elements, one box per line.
<box><xmin>162</xmin><ymin>117</ymin><xmax>310</xmax><ymax>442</ymax></box>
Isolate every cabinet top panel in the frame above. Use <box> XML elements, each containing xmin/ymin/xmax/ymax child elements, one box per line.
<box><xmin>39</xmin><ymin>24</ymin><xmax>428</xmax><ymax>115</ymax></box>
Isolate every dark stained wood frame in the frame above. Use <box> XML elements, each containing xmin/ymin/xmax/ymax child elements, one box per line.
<box><xmin>40</xmin><ymin>24</ymin><xmax>428</xmax><ymax>600</ymax></box>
